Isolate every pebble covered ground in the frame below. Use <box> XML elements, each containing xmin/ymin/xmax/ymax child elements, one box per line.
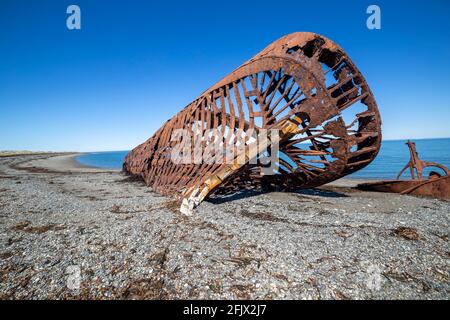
<box><xmin>0</xmin><ymin>154</ymin><xmax>449</xmax><ymax>299</ymax></box>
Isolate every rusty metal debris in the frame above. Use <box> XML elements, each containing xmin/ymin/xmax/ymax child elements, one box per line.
<box><xmin>123</xmin><ymin>32</ymin><xmax>382</xmax><ymax>213</ymax></box>
<box><xmin>358</xmin><ymin>141</ymin><xmax>450</xmax><ymax>200</ymax></box>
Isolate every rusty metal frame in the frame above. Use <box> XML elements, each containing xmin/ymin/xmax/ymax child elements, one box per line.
<box><xmin>123</xmin><ymin>32</ymin><xmax>382</xmax><ymax>212</ymax></box>
<box><xmin>358</xmin><ymin>141</ymin><xmax>450</xmax><ymax>200</ymax></box>
<box><xmin>396</xmin><ymin>141</ymin><xmax>449</xmax><ymax>180</ymax></box>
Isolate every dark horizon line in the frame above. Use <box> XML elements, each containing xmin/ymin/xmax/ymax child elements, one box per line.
<box><xmin>2</xmin><ymin>136</ymin><xmax>449</xmax><ymax>154</ymax></box>
<box><xmin>78</xmin><ymin>136</ymin><xmax>450</xmax><ymax>153</ymax></box>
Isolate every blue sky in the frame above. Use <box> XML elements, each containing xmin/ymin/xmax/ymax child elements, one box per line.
<box><xmin>1</xmin><ymin>0</ymin><xmax>449</xmax><ymax>151</ymax></box>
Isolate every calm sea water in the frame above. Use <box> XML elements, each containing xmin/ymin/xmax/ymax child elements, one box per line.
<box><xmin>75</xmin><ymin>138</ymin><xmax>450</xmax><ymax>179</ymax></box>
<box><xmin>76</xmin><ymin>151</ymin><xmax>129</xmax><ymax>170</ymax></box>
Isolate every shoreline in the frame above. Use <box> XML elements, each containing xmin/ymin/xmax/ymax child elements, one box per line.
<box><xmin>27</xmin><ymin>153</ymin><xmax>376</xmax><ymax>187</ymax></box>
<box><xmin>6</xmin><ymin>152</ymin><xmax>376</xmax><ymax>186</ymax></box>
<box><xmin>19</xmin><ymin>153</ymin><xmax>120</xmax><ymax>173</ymax></box>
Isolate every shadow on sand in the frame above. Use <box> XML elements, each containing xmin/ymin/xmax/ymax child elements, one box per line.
<box><xmin>207</xmin><ymin>187</ymin><xmax>348</xmax><ymax>204</ymax></box>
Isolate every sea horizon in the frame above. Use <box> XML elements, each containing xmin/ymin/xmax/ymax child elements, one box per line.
<box><xmin>70</xmin><ymin>136</ymin><xmax>450</xmax><ymax>153</ymax></box>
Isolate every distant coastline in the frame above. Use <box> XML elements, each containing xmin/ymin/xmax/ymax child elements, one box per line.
<box><xmin>0</xmin><ymin>151</ymin><xmax>70</xmax><ymax>158</ymax></box>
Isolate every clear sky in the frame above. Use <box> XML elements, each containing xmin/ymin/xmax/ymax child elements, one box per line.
<box><xmin>1</xmin><ymin>0</ymin><xmax>449</xmax><ymax>151</ymax></box>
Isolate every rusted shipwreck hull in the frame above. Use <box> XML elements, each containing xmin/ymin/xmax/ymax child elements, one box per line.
<box><xmin>358</xmin><ymin>177</ymin><xmax>450</xmax><ymax>200</ymax></box>
<box><xmin>358</xmin><ymin>141</ymin><xmax>450</xmax><ymax>200</ymax></box>
<box><xmin>124</xmin><ymin>32</ymin><xmax>382</xmax><ymax>213</ymax></box>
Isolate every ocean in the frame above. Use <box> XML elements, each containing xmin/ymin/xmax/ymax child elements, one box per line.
<box><xmin>75</xmin><ymin>138</ymin><xmax>450</xmax><ymax>180</ymax></box>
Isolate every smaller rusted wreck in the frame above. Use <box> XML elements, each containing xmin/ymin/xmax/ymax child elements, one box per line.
<box><xmin>358</xmin><ymin>140</ymin><xmax>450</xmax><ymax>200</ymax></box>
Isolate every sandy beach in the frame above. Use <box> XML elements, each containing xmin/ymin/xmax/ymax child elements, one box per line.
<box><xmin>0</xmin><ymin>153</ymin><xmax>448</xmax><ymax>299</ymax></box>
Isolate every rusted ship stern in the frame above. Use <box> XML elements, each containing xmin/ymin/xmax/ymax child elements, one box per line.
<box><xmin>358</xmin><ymin>141</ymin><xmax>450</xmax><ymax>200</ymax></box>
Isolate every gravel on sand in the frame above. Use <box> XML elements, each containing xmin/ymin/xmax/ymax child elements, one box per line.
<box><xmin>0</xmin><ymin>154</ymin><xmax>448</xmax><ymax>299</ymax></box>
